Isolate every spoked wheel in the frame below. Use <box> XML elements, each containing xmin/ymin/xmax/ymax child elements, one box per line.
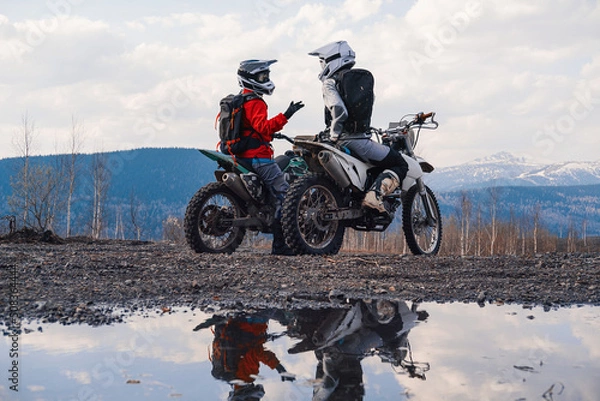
<box><xmin>184</xmin><ymin>182</ymin><xmax>246</xmax><ymax>253</ymax></box>
<box><xmin>402</xmin><ymin>184</ymin><xmax>442</xmax><ymax>255</ymax></box>
<box><xmin>281</xmin><ymin>174</ymin><xmax>345</xmax><ymax>255</ymax></box>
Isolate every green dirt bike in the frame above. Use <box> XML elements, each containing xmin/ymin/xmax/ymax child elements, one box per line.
<box><xmin>184</xmin><ymin>135</ymin><xmax>307</xmax><ymax>253</ymax></box>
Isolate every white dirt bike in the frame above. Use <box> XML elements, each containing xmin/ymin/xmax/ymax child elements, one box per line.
<box><xmin>281</xmin><ymin>112</ymin><xmax>442</xmax><ymax>255</ymax></box>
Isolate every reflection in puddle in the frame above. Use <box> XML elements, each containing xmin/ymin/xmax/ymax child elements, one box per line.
<box><xmin>196</xmin><ymin>300</ymin><xmax>427</xmax><ymax>400</ymax></box>
<box><xmin>1</xmin><ymin>300</ymin><xmax>599</xmax><ymax>400</ymax></box>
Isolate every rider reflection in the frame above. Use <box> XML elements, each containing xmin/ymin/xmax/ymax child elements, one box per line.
<box><xmin>194</xmin><ymin>300</ymin><xmax>428</xmax><ymax>401</ymax></box>
<box><xmin>194</xmin><ymin>312</ymin><xmax>294</xmax><ymax>401</ymax></box>
<box><xmin>288</xmin><ymin>300</ymin><xmax>429</xmax><ymax>400</ymax></box>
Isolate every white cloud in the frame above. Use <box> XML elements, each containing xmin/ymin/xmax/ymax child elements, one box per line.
<box><xmin>62</xmin><ymin>370</ymin><xmax>92</xmax><ymax>385</ymax></box>
<box><xmin>0</xmin><ymin>1</ymin><xmax>599</xmax><ymax>166</ymax></box>
<box><xmin>342</xmin><ymin>0</ymin><xmax>383</xmax><ymax>21</ymax></box>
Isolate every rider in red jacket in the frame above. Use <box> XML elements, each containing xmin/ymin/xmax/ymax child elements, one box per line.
<box><xmin>235</xmin><ymin>59</ymin><xmax>304</xmax><ymax>255</ymax></box>
<box><xmin>236</xmin><ymin>88</ymin><xmax>287</xmax><ymax>160</ymax></box>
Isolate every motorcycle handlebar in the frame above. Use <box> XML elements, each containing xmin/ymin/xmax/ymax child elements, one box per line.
<box><xmin>278</xmin><ymin>110</ymin><xmax>437</xmax><ymax>145</ymax></box>
<box><xmin>273</xmin><ymin>132</ymin><xmax>295</xmax><ymax>144</ymax></box>
<box><xmin>413</xmin><ymin>112</ymin><xmax>438</xmax><ymax>129</ymax></box>
<box><xmin>414</xmin><ymin>112</ymin><xmax>435</xmax><ymax>124</ymax></box>
<box><xmin>386</xmin><ymin>111</ymin><xmax>438</xmax><ymax>134</ymax></box>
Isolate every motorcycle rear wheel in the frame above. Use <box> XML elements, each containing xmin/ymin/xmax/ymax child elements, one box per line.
<box><xmin>402</xmin><ymin>184</ymin><xmax>442</xmax><ymax>255</ymax></box>
<box><xmin>184</xmin><ymin>182</ymin><xmax>246</xmax><ymax>253</ymax></box>
<box><xmin>281</xmin><ymin>174</ymin><xmax>345</xmax><ymax>255</ymax></box>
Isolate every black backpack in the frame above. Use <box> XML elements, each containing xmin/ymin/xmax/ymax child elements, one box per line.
<box><xmin>325</xmin><ymin>68</ymin><xmax>375</xmax><ymax>134</ymax></box>
<box><xmin>217</xmin><ymin>92</ymin><xmax>259</xmax><ymax>155</ymax></box>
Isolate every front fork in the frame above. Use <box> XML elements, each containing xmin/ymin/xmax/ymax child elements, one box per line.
<box><xmin>416</xmin><ymin>178</ymin><xmax>437</xmax><ymax>226</ymax></box>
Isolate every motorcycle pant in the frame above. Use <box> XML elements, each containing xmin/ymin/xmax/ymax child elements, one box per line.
<box><xmin>246</xmin><ymin>158</ymin><xmax>290</xmax><ymax>220</ymax></box>
<box><xmin>376</xmin><ymin>148</ymin><xmax>408</xmax><ymax>184</ymax></box>
<box><xmin>339</xmin><ymin>138</ymin><xmax>408</xmax><ymax>183</ymax></box>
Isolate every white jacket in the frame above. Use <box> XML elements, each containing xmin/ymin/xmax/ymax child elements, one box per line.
<box><xmin>322</xmin><ymin>77</ymin><xmax>348</xmax><ymax>141</ymax></box>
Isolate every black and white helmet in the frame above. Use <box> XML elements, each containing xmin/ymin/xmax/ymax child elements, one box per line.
<box><xmin>308</xmin><ymin>41</ymin><xmax>356</xmax><ymax>81</ymax></box>
<box><xmin>237</xmin><ymin>59</ymin><xmax>277</xmax><ymax>95</ymax></box>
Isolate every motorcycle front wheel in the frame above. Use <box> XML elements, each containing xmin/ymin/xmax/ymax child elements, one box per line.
<box><xmin>281</xmin><ymin>174</ymin><xmax>345</xmax><ymax>255</ymax></box>
<box><xmin>402</xmin><ymin>184</ymin><xmax>442</xmax><ymax>255</ymax></box>
<box><xmin>184</xmin><ymin>182</ymin><xmax>246</xmax><ymax>253</ymax></box>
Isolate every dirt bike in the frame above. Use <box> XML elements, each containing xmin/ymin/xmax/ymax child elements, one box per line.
<box><xmin>287</xmin><ymin>299</ymin><xmax>431</xmax><ymax>389</ymax></box>
<box><xmin>184</xmin><ymin>138</ymin><xmax>307</xmax><ymax>253</ymax></box>
<box><xmin>281</xmin><ymin>112</ymin><xmax>442</xmax><ymax>255</ymax></box>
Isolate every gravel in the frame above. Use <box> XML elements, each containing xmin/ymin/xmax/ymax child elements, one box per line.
<box><xmin>1</xmin><ymin>236</ymin><xmax>599</xmax><ymax>327</ymax></box>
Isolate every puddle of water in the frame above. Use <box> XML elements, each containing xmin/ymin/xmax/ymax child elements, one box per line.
<box><xmin>1</xmin><ymin>301</ymin><xmax>599</xmax><ymax>401</ymax></box>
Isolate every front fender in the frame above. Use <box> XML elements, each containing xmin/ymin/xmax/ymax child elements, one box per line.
<box><xmin>404</xmin><ymin>154</ymin><xmax>423</xmax><ymax>181</ymax></box>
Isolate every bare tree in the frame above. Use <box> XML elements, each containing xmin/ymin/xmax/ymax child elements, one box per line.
<box><xmin>18</xmin><ymin>164</ymin><xmax>62</xmax><ymax>230</ymax></box>
<box><xmin>486</xmin><ymin>187</ymin><xmax>501</xmax><ymax>255</ymax></box>
<box><xmin>506</xmin><ymin>207</ymin><xmax>518</xmax><ymax>255</ymax></box>
<box><xmin>114</xmin><ymin>205</ymin><xmax>125</xmax><ymax>240</ymax></box>
<box><xmin>475</xmin><ymin>203</ymin><xmax>483</xmax><ymax>256</ymax></box>
<box><xmin>532</xmin><ymin>203</ymin><xmax>541</xmax><ymax>254</ymax></box>
<box><xmin>90</xmin><ymin>151</ymin><xmax>111</xmax><ymax>239</ymax></box>
<box><xmin>455</xmin><ymin>191</ymin><xmax>472</xmax><ymax>257</ymax></box>
<box><xmin>519</xmin><ymin>211</ymin><xmax>532</xmax><ymax>255</ymax></box>
<box><xmin>162</xmin><ymin>216</ymin><xmax>184</xmax><ymax>243</ymax></box>
<box><xmin>567</xmin><ymin>218</ymin><xmax>578</xmax><ymax>253</ymax></box>
<box><xmin>581</xmin><ymin>219</ymin><xmax>588</xmax><ymax>250</ymax></box>
<box><xmin>64</xmin><ymin>115</ymin><xmax>85</xmax><ymax>237</ymax></box>
<box><xmin>9</xmin><ymin>113</ymin><xmax>36</xmax><ymax>227</ymax></box>
<box><xmin>129</xmin><ymin>189</ymin><xmax>143</xmax><ymax>240</ymax></box>
<box><xmin>8</xmin><ymin>113</ymin><xmax>64</xmax><ymax>231</ymax></box>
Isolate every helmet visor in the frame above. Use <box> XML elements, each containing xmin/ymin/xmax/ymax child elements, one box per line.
<box><xmin>255</xmin><ymin>71</ymin><xmax>270</xmax><ymax>83</ymax></box>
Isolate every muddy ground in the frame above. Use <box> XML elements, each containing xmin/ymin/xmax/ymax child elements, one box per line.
<box><xmin>0</xmin><ymin>231</ymin><xmax>599</xmax><ymax>327</ymax></box>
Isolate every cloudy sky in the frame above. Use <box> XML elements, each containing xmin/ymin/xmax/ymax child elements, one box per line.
<box><xmin>0</xmin><ymin>0</ymin><xmax>599</xmax><ymax>167</ymax></box>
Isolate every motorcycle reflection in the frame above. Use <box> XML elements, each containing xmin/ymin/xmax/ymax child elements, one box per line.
<box><xmin>193</xmin><ymin>311</ymin><xmax>295</xmax><ymax>401</ymax></box>
<box><xmin>287</xmin><ymin>300</ymin><xmax>429</xmax><ymax>400</ymax></box>
<box><xmin>194</xmin><ymin>299</ymin><xmax>428</xmax><ymax>401</ymax></box>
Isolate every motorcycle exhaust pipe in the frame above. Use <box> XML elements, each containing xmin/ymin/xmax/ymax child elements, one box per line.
<box><xmin>222</xmin><ymin>173</ymin><xmax>254</xmax><ymax>203</ymax></box>
<box><xmin>318</xmin><ymin>150</ymin><xmax>351</xmax><ymax>188</ymax></box>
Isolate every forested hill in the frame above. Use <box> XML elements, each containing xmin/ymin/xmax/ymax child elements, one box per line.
<box><xmin>1</xmin><ymin>148</ymin><xmax>599</xmax><ymax>239</ymax></box>
<box><xmin>0</xmin><ymin>148</ymin><xmax>214</xmax><ymax>239</ymax></box>
<box><xmin>436</xmin><ymin>184</ymin><xmax>600</xmax><ymax>236</ymax></box>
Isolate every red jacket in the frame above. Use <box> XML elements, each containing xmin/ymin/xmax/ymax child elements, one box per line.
<box><xmin>237</xmin><ymin>89</ymin><xmax>288</xmax><ymax>159</ymax></box>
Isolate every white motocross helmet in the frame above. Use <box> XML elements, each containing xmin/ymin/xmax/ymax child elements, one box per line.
<box><xmin>308</xmin><ymin>40</ymin><xmax>356</xmax><ymax>81</ymax></box>
<box><xmin>237</xmin><ymin>59</ymin><xmax>277</xmax><ymax>95</ymax></box>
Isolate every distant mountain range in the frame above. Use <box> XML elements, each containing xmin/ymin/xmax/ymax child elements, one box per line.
<box><xmin>427</xmin><ymin>151</ymin><xmax>600</xmax><ymax>191</ymax></box>
<box><xmin>1</xmin><ymin>149</ymin><xmax>599</xmax><ymax>238</ymax></box>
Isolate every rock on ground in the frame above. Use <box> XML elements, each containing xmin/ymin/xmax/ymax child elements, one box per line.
<box><xmin>1</xmin><ymin>239</ymin><xmax>599</xmax><ymax>327</ymax></box>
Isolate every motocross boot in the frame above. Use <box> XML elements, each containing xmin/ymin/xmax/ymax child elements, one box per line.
<box><xmin>362</xmin><ymin>170</ymin><xmax>400</xmax><ymax>214</ymax></box>
<box><xmin>271</xmin><ymin>219</ymin><xmax>295</xmax><ymax>256</ymax></box>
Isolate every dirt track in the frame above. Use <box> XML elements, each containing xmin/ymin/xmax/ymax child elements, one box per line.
<box><xmin>1</xmin><ymin>234</ymin><xmax>599</xmax><ymax>327</ymax></box>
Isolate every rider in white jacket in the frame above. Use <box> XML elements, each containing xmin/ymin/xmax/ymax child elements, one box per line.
<box><xmin>309</xmin><ymin>41</ymin><xmax>409</xmax><ymax>214</ymax></box>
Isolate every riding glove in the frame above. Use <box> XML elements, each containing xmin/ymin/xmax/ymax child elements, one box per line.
<box><xmin>284</xmin><ymin>101</ymin><xmax>305</xmax><ymax>119</ymax></box>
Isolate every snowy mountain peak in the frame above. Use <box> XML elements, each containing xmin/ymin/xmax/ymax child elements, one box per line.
<box><xmin>428</xmin><ymin>152</ymin><xmax>600</xmax><ymax>191</ymax></box>
<box><xmin>475</xmin><ymin>151</ymin><xmax>528</xmax><ymax>164</ymax></box>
